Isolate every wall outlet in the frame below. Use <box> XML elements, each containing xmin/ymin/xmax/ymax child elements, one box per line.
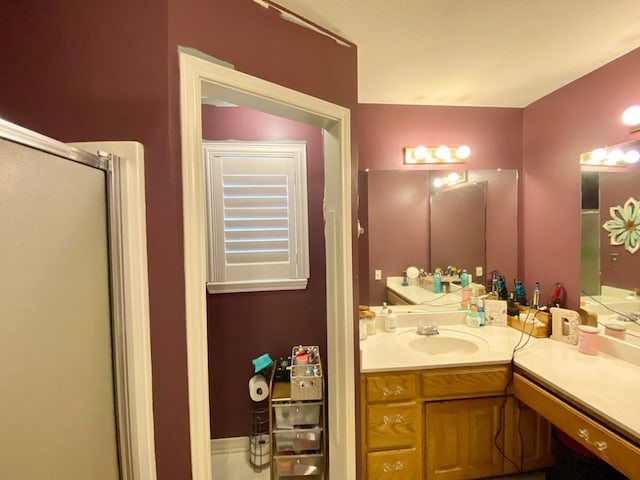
<box><xmin>475</xmin><ymin>266</ymin><xmax>483</xmax><ymax>277</ymax></box>
<box><xmin>374</xmin><ymin>269</ymin><xmax>382</xmax><ymax>280</ymax></box>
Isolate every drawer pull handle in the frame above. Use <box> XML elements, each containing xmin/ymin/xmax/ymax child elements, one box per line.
<box><xmin>383</xmin><ymin>414</ymin><xmax>405</xmax><ymax>424</ymax></box>
<box><xmin>382</xmin><ymin>461</ymin><xmax>404</xmax><ymax>473</ymax></box>
<box><xmin>382</xmin><ymin>386</ymin><xmax>404</xmax><ymax>397</ymax></box>
<box><xmin>577</xmin><ymin>428</ymin><xmax>608</xmax><ymax>451</ymax></box>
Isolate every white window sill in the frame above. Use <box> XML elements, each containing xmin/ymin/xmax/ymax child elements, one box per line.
<box><xmin>206</xmin><ymin>278</ymin><xmax>308</xmax><ymax>294</ymax></box>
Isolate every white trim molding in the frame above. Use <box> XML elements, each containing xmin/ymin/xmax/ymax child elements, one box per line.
<box><xmin>179</xmin><ymin>48</ymin><xmax>356</xmax><ymax>480</ymax></box>
<box><xmin>71</xmin><ymin>141</ymin><xmax>157</xmax><ymax>480</ymax></box>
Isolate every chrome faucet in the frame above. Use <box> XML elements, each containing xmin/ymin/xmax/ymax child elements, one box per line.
<box><xmin>417</xmin><ymin>322</ymin><xmax>439</xmax><ymax>336</ymax></box>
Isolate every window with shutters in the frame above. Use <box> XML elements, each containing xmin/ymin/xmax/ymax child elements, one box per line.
<box><xmin>203</xmin><ymin>141</ymin><xmax>310</xmax><ymax>293</ymax></box>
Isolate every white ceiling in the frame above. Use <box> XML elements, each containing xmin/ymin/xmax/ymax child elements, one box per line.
<box><xmin>271</xmin><ymin>0</ymin><xmax>640</xmax><ymax>107</ymax></box>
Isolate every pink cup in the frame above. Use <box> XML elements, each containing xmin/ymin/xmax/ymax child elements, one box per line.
<box><xmin>578</xmin><ymin>325</ymin><xmax>599</xmax><ymax>355</ymax></box>
<box><xmin>604</xmin><ymin>324</ymin><xmax>627</xmax><ymax>340</ymax></box>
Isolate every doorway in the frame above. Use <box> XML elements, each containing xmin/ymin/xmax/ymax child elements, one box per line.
<box><xmin>179</xmin><ymin>50</ymin><xmax>356</xmax><ymax>479</ymax></box>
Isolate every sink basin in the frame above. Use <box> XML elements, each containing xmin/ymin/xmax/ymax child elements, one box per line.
<box><xmin>396</xmin><ymin>329</ymin><xmax>489</xmax><ymax>356</ymax></box>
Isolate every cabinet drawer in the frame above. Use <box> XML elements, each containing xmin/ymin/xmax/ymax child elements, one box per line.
<box><xmin>366</xmin><ymin>448</ymin><xmax>419</xmax><ymax>480</ymax></box>
<box><xmin>420</xmin><ymin>365</ymin><xmax>509</xmax><ymax>400</ymax></box>
<box><xmin>366</xmin><ymin>402</ymin><xmax>420</xmax><ymax>449</ymax></box>
<box><xmin>274</xmin><ymin>427</ymin><xmax>322</xmax><ymax>452</ymax></box>
<box><xmin>513</xmin><ymin>373</ymin><xmax>640</xmax><ymax>480</ymax></box>
<box><xmin>273</xmin><ymin>453</ymin><xmax>323</xmax><ymax>476</ymax></box>
<box><xmin>273</xmin><ymin>402</ymin><xmax>321</xmax><ymax>429</ymax></box>
<box><xmin>366</xmin><ymin>373</ymin><xmax>416</xmax><ymax>402</ymax></box>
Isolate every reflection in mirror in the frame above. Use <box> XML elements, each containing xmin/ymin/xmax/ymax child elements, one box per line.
<box><xmin>430</xmin><ymin>181</ymin><xmax>486</xmax><ymax>278</ymax></box>
<box><xmin>358</xmin><ymin>169</ymin><xmax>518</xmax><ymax>306</ymax></box>
<box><xmin>580</xmin><ymin>139</ymin><xmax>640</xmax><ymax>349</ymax></box>
<box><xmin>580</xmin><ymin>138</ymin><xmax>640</xmax><ymax>301</ymax></box>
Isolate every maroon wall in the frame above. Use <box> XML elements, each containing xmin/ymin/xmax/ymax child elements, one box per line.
<box><xmin>201</xmin><ymin>105</ymin><xmax>326</xmax><ymax>438</ymax></box>
<box><xmin>1</xmin><ymin>1</ymin><xmax>358</xmax><ymax>478</ymax></box>
<box><xmin>523</xmin><ymin>47</ymin><xmax>640</xmax><ymax>309</ymax></box>
<box><xmin>599</xmin><ymin>164</ymin><xmax>640</xmax><ymax>290</ymax></box>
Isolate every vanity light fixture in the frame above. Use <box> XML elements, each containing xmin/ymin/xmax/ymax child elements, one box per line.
<box><xmin>580</xmin><ymin>145</ymin><xmax>640</xmax><ymax>167</ymax></box>
<box><xmin>622</xmin><ymin>105</ymin><xmax>640</xmax><ymax>133</ymax></box>
<box><xmin>404</xmin><ymin>145</ymin><xmax>471</xmax><ymax>164</ymax></box>
<box><xmin>432</xmin><ymin>170</ymin><xmax>467</xmax><ymax>188</ymax></box>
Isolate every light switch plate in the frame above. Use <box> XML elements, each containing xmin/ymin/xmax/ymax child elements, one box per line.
<box><xmin>475</xmin><ymin>266</ymin><xmax>483</xmax><ymax>277</ymax></box>
<box><xmin>374</xmin><ymin>269</ymin><xmax>382</xmax><ymax>280</ymax></box>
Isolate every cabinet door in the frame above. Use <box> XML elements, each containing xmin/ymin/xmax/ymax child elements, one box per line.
<box><xmin>367</xmin><ymin>402</ymin><xmax>420</xmax><ymax>450</ymax></box>
<box><xmin>426</xmin><ymin>397</ymin><xmax>505</xmax><ymax>480</ymax></box>
<box><xmin>504</xmin><ymin>398</ymin><xmax>555</xmax><ymax>474</ymax></box>
<box><xmin>366</xmin><ymin>448</ymin><xmax>419</xmax><ymax>480</ymax></box>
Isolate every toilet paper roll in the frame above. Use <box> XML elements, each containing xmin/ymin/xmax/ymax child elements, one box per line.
<box><xmin>249</xmin><ymin>374</ymin><xmax>269</xmax><ymax>402</ymax></box>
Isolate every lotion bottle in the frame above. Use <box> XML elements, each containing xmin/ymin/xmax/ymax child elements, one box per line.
<box><xmin>384</xmin><ymin>308</ymin><xmax>397</xmax><ymax>332</ymax></box>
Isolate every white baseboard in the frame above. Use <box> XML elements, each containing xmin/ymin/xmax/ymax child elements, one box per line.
<box><xmin>211</xmin><ymin>436</ymin><xmax>249</xmax><ymax>456</ymax></box>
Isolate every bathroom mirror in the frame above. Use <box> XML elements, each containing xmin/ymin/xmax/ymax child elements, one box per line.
<box><xmin>580</xmin><ymin>138</ymin><xmax>640</xmax><ymax>299</ymax></box>
<box><xmin>430</xmin><ymin>181</ymin><xmax>486</xmax><ymax>277</ymax></box>
<box><xmin>358</xmin><ymin>169</ymin><xmax>518</xmax><ymax>305</ymax></box>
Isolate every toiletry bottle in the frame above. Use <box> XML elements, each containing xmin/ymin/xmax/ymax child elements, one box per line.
<box><xmin>477</xmin><ymin>298</ymin><xmax>485</xmax><ymax>326</ymax></box>
<box><xmin>433</xmin><ymin>272</ymin><xmax>442</xmax><ymax>294</ymax></box>
<box><xmin>532</xmin><ymin>282</ymin><xmax>540</xmax><ymax>310</ymax></box>
<box><xmin>384</xmin><ymin>308</ymin><xmax>397</xmax><ymax>332</ymax></box>
<box><xmin>514</xmin><ymin>279</ymin><xmax>528</xmax><ymax>305</ymax></box>
<box><xmin>460</xmin><ymin>270</ymin><xmax>470</xmax><ymax>288</ymax></box>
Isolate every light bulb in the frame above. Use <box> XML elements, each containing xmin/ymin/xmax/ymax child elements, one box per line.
<box><xmin>624</xmin><ymin>149</ymin><xmax>640</xmax><ymax>164</ymax></box>
<box><xmin>622</xmin><ymin>105</ymin><xmax>640</xmax><ymax>126</ymax></box>
<box><xmin>433</xmin><ymin>178</ymin><xmax>444</xmax><ymax>188</ymax></box>
<box><xmin>607</xmin><ymin>149</ymin><xmax>624</xmax><ymax>164</ymax></box>
<box><xmin>414</xmin><ymin>145</ymin><xmax>428</xmax><ymax>160</ymax></box>
<box><xmin>447</xmin><ymin>172</ymin><xmax>460</xmax><ymax>183</ymax></box>
<box><xmin>590</xmin><ymin>148</ymin><xmax>607</xmax><ymax>163</ymax></box>
<box><xmin>435</xmin><ymin>145</ymin><xmax>450</xmax><ymax>161</ymax></box>
<box><xmin>455</xmin><ymin>145</ymin><xmax>471</xmax><ymax>160</ymax></box>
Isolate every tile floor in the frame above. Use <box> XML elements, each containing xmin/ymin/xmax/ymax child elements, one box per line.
<box><xmin>211</xmin><ymin>450</ymin><xmax>547</xmax><ymax>479</ymax></box>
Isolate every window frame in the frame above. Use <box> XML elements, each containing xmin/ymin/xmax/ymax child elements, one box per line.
<box><xmin>203</xmin><ymin>140</ymin><xmax>310</xmax><ymax>293</ymax></box>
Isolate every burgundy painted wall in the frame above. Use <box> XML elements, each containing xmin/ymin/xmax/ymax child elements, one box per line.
<box><xmin>358</xmin><ymin>105</ymin><xmax>522</xmax><ymax>304</ymax></box>
<box><xmin>201</xmin><ymin>105</ymin><xmax>326</xmax><ymax>439</ymax></box>
<box><xmin>599</xmin><ymin>165</ymin><xmax>640</xmax><ymax>290</ymax></box>
<box><xmin>1</xmin><ymin>1</ymin><xmax>358</xmax><ymax>478</ymax></box>
<box><xmin>522</xmin><ymin>47</ymin><xmax>640</xmax><ymax>309</ymax></box>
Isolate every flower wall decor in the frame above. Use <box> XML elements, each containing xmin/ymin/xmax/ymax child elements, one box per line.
<box><xmin>602</xmin><ymin>197</ymin><xmax>640</xmax><ymax>254</ymax></box>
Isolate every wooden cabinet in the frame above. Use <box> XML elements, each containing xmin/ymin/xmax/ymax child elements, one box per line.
<box><xmin>503</xmin><ymin>397</ymin><xmax>554</xmax><ymax>474</ymax></box>
<box><xmin>386</xmin><ymin>288</ymin><xmax>410</xmax><ymax>305</ymax></box>
<box><xmin>361</xmin><ymin>371</ymin><xmax>423</xmax><ymax>480</ymax></box>
<box><xmin>425</xmin><ymin>397</ymin><xmax>505</xmax><ymax>480</ymax></box>
<box><xmin>361</xmin><ymin>366</ymin><xmax>554</xmax><ymax>480</ymax></box>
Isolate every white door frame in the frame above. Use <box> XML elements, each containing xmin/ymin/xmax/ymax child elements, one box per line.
<box><xmin>179</xmin><ymin>50</ymin><xmax>356</xmax><ymax>479</ymax></box>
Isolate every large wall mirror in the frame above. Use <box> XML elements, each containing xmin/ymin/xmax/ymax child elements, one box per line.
<box><xmin>358</xmin><ymin>169</ymin><xmax>518</xmax><ymax>305</ymax></box>
<box><xmin>580</xmin><ymin>138</ymin><xmax>640</xmax><ymax>300</ymax></box>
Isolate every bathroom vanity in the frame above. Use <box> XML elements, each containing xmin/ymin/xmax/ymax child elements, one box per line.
<box><xmin>360</xmin><ymin>316</ymin><xmax>640</xmax><ymax>479</ymax></box>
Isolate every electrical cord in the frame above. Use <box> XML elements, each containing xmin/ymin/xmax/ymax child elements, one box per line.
<box><xmin>493</xmin><ymin>306</ymin><xmax>537</xmax><ymax>473</ymax></box>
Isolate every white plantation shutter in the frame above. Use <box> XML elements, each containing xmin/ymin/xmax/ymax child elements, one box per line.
<box><xmin>203</xmin><ymin>141</ymin><xmax>309</xmax><ymax>293</ymax></box>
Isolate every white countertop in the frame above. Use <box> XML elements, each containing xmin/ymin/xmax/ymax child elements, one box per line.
<box><xmin>385</xmin><ymin>276</ymin><xmax>488</xmax><ymax>311</ymax></box>
<box><xmin>515</xmin><ymin>337</ymin><xmax>640</xmax><ymax>442</ymax></box>
<box><xmin>360</xmin><ymin>315</ymin><xmax>640</xmax><ymax>443</ymax></box>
